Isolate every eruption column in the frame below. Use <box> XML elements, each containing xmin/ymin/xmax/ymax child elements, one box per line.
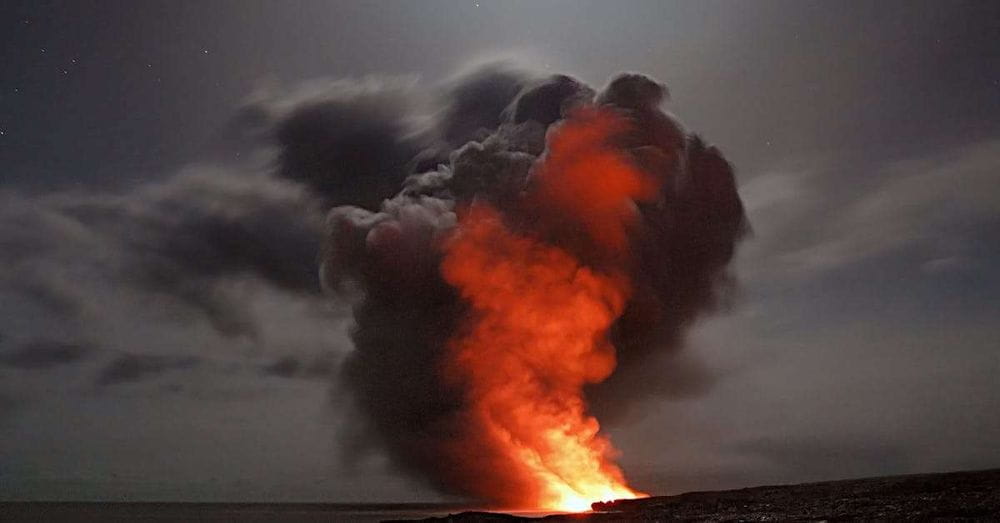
<box><xmin>323</xmin><ymin>71</ymin><xmax>746</xmax><ymax>511</ymax></box>
<box><xmin>440</xmin><ymin>108</ymin><xmax>654</xmax><ymax>511</ymax></box>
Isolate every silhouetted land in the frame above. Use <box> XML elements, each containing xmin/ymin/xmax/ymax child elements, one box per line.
<box><xmin>410</xmin><ymin>469</ymin><xmax>1000</xmax><ymax>521</ymax></box>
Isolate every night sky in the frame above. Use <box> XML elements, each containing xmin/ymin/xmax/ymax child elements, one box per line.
<box><xmin>2</xmin><ymin>0</ymin><xmax>999</xmax><ymax>503</ymax></box>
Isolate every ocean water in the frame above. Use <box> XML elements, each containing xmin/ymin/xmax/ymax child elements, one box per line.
<box><xmin>0</xmin><ymin>502</ymin><xmax>504</xmax><ymax>522</ymax></box>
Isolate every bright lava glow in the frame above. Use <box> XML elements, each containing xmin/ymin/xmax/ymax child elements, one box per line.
<box><xmin>443</xmin><ymin>207</ymin><xmax>648</xmax><ymax>511</ymax></box>
<box><xmin>440</xmin><ymin>108</ymin><xmax>654</xmax><ymax>511</ymax></box>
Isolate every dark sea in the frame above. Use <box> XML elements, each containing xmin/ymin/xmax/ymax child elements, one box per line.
<box><xmin>0</xmin><ymin>502</ymin><xmax>530</xmax><ymax>522</ymax></box>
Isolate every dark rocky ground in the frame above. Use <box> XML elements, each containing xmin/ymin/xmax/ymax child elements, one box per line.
<box><xmin>410</xmin><ymin>468</ymin><xmax>1000</xmax><ymax>522</ymax></box>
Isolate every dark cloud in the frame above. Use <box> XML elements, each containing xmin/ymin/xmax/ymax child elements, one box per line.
<box><xmin>260</xmin><ymin>353</ymin><xmax>337</xmax><ymax>380</ymax></box>
<box><xmin>271</xmin><ymin>80</ymin><xmax>425</xmax><ymax>210</ymax></box>
<box><xmin>506</xmin><ymin>74</ymin><xmax>595</xmax><ymax>127</ymax></box>
<box><xmin>0</xmin><ymin>75</ymin><xmax>432</xmax><ymax>399</ymax></box>
<box><xmin>1</xmin><ymin>67</ymin><xmax>635</xmax><ymax>364</ymax></box>
<box><xmin>436</xmin><ymin>63</ymin><xmax>532</xmax><ymax>147</ymax></box>
<box><xmin>0</xmin><ymin>67</ymin><xmax>581</xmax><ymax>348</ymax></box>
<box><xmin>596</xmin><ymin>73</ymin><xmax>669</xmax><ymax>110</ymax></box>
<box><xmin>592</xmin><ymin>133</ymin><xmax>748</xmax><ymax>421</ymax></box>
<box><xmin>302</xmin><ymin>354</ymin><xmax>337</xmax><ymax>379</ymax></box>
<box><xmin>739</xmin><ymin>138</ymin><xmax>1000</xmax><ymax>279</ymax></box>
<box><xmin>322</xmin><ymin>70</ymin><xmax>747</xmax><ymax>503</ymax></box>
<box><xmin>0</xmin><ymin>393</ymin><xmax>16</xmax><ymax>418</ymax></box>
<box><xmin>1</xmin><ymin>171</ymin><xmax>325</xmax><ymax>338</ymax></box>
<box><xmin>97</xmin><ymin>353</ymin><xmax>200</xmax><ymax>386</ymax></box>
<box><xmin>108</xmin><ymin>175</ymin><xmax>325</xmax><ymax>337</ymax></box>
<box><xmin>262</xmin><ymin>355</ymin><xmax>301</xmax><ymax>378</ymax></box>
<box><xmin>0</xmin><ymin>340</ymin><xmax>93</xmax><ymax>370</ymax></box>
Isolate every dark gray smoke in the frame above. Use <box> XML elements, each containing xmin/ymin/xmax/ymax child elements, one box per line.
<box><xmin>317</xmin><ymin>68</ymin><xmax>747</xmax><ymax>502</ymax></box>
<box><xmin>0</xmin><ymin>340</ymin><xmax>93</xmax><ymax>370</ymax></box>
<box><xmin>0</xmin><ymin>77</ymin><xmax>419</xmax><ymax>392</ymax></box>
<box><xmin>274</xmin><ymin>90</ymin><xmax>421</xmax><ymax>210</ymax></box>
<box><xmin>97</xmin><ymin>353</ymin><xmax>201</xmax><ymax>387</ymax></box>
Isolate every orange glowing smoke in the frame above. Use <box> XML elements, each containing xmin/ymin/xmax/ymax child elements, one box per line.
<box><xmin>440</xmin><ymin>108</ymin><xmax>654</xmax><ymax>511</ymax></box>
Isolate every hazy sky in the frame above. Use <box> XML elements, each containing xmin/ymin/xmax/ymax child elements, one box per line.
<box><xmin>1</xmin><ymin>0</ymin><xmax>998</xmax><ymax>502</ymax></box>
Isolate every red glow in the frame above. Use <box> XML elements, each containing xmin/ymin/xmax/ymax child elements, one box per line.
<box><xmin>440</xmin><ymin>108</ymin><xmax>653</xmax><ymax>511</ymax></box>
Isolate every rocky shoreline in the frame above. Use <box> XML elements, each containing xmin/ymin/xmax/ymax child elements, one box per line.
<box><xmin>408</xmin><ymin>468</ymin><xmax>1000</xmax><ymax>521</ymax></box>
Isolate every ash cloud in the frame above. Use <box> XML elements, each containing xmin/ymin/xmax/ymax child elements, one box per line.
<box><xmin>437</xmin><ymin>64</ymin><xmax>532</xmax><ymax>147</ymax></box>
<box><xmin>261</xmin><ymin>355</ymin><xmax>302</xmax><ymax>378</ymax></box>
<box><xmin>273</xmin><ymin>86</ymin><xmax>422</xmax><ymax>210</ymax></box>
<box><xmin>260</xmin><ymin>354</ymin><xmax>337</xmax><ymax>380</ymax></box>
<box><xmin>0</xmin><ymin>171</ymin><xmax>326</xmax><ymax>339</ymax></box>
<box><xmin>97</xmin><ymin>353</ymin><xmax>200</xmax><ymax>386</ymax></box>
<box><xmin>0</xmin><ymin>340</ymin><xmax>93</xmax><ymax>370</ymax></box>
<box><xmin>0</xmin><ymin>76</ymin><xmax>433</xmax><ymax>404</ymax></box>
<box><xmin>321</xmin><ymin>68</ymin><xmax>747</xmax><ymax>501</ymax></box>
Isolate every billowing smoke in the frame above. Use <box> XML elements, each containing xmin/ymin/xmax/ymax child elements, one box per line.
<box><xmin>319</xmin><ymin>69</ymin><xmax>747</xmax><ymax>506</ymax></box>
<box><xmin>0</xmin><ymin>61</ymin><xmax>745</xmax><ymax>503</ymax></box>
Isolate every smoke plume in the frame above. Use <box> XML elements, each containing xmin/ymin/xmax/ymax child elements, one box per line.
<box><xmin>318</xmin><ymin>68</ymin><xmax>747</xmax><ymax>507</ymax></box>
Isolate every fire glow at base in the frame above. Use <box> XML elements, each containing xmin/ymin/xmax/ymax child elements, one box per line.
<box><xmin>440</xmin><ymin>109</ymin><xmax>653</xmax><ymax>511</ymax></box>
